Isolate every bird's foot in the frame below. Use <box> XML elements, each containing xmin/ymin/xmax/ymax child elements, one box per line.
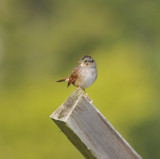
<box><xmin>78</xmin><ymin>88</ymin><xmax>93</xmax><ymax>103</ymax></box>
<box><xmin>77</xmin><ymin>87</ymin><xmax>83</xmax><ymax>95</ymax></box>
<box><xmin>85</xmin><ymin>93</ymin><xmax>93</xmax><ymax>103</ymax></box>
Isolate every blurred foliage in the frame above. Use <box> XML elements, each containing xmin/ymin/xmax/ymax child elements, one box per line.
<box><xmin>0</xmin><ymin>0</ymin><xmax>160</xmax><ymax>159</ymax></box>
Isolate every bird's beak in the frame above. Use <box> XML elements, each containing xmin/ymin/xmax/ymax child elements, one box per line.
<box><xmin>78</xmin><ymin>59</ymin><xmax>82</xmax><ymax>63</ymax></box>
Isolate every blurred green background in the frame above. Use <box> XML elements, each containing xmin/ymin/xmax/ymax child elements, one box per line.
<box><xmin>0</xmin><ymin>0</ymin><xmax>160</xmax><ymax>159</ymax></box>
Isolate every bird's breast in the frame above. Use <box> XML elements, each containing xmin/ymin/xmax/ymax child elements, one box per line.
<box><xmin>77</xmin><ymin>67</ymin><xmax>97</xmax><ymax>89</ymax></box>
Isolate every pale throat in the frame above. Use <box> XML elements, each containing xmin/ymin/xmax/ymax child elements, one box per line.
<box><xmin>80</xmin><ymin>63</ymin><xmax>85</xmax><ymax>67</ymax></box>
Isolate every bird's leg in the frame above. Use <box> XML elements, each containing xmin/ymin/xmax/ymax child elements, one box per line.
<box><xmin>78</xmin><ymin>86</ymin><xmax>81</xmax><ymax>91</ymax></box>
<box><xmin>77</xmin><ymin>87</ymin><xmax>83</xmax><ymax>95</ymax></box>
<box><xmin>78</xmin><ymin>86</ymin><xmax>83</xmax><ymax>92</ymax></box>
<box><xmin>83</xmin><ymin>89</ymin><xmax>93</xmax><ymax>103</ymax></box>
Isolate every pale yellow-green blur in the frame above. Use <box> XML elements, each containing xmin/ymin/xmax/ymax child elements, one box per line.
<box><xmin>0</xmin><ymin>0</ymin><xmax>160</xmax><ymax>159</ymax></box>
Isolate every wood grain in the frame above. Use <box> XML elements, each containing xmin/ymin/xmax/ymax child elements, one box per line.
<box><xmin>50</xmin><ymin>90</ymin><xmax>142</xmax><ymax>159</ymax></box>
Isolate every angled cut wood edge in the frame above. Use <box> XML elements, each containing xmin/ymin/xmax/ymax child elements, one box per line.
<box><xmin>50</xmin><ymin>90</ymin><xmax>142</xmax><ymax>159</ymax></box>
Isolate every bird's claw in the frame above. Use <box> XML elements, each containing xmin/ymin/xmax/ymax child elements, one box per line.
<box><xmin>89</xmin><ymin>99</ymin><xmax>93</xmax><ymax>103</ymax></box>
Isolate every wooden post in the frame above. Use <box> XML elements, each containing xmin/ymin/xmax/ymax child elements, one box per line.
<box><xmin>50</xmin><ymin>90</ymin><xmax>142</xmax><ymax>159</ymax></box>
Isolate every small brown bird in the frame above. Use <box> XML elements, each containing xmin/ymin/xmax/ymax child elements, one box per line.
<box><xmin>57</xmin><ymin>56</ymin><xmax>97</xmax><ymax>102</ymax></box>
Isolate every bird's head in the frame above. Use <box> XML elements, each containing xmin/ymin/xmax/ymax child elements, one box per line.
<box><xmin>79</xmin><ymin>55</ymin><xmax>96</xmax><ymax>67</ymax></box>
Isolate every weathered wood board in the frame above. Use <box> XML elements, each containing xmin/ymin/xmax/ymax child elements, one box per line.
<box><xmin>50</xmin><ymin>90</ymin><xmax>142</xmax><ymax>159</ymax></box>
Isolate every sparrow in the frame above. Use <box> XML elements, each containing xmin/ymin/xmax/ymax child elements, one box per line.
<box><xmin>57</xmin><ymin>55</ymin><xmax>97</xmax><ymax>102</ymax></box>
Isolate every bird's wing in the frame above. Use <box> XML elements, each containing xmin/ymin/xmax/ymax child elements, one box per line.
<box><xmin>68</xmin><ymin>66</ymin><xmax>79</xmax><ymax>87</ymax></box>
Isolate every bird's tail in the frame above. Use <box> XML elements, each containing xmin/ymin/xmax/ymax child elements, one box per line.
<box><xmin>56</xmin><ymin>78</ymin><xmax>69</xmax><ymax>82</ymax></box>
